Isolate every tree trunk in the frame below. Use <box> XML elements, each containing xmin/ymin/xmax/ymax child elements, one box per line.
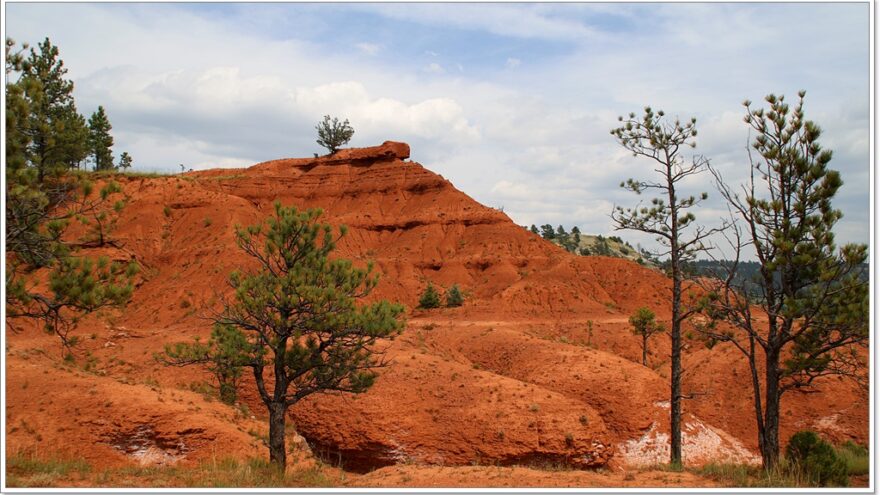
<box><xmin>670</xmin><ymin>275</ymin><xmax>682</xmax><ymax>466</ymax></box>
<box><xmin>268</xmin><ymin>401</ymin><xmax>287</xmax><ymax>468</ymax></box>
<box><xmin>746</xmin><ymin>333</ymin><xmax>766</xmax><ymax>466</ymax></box>
<box><xmin>268</xmin><ymin>335</ymin><xmax>290</xmax><ymax>469</ymax></box>
<box><xmin>669</xmin><ymin>179</ymin><xmax>682</xmax><ymax>467</ymax></box>
<box><xmin>642</xmin><ymin>335</ymin><xmax>648</xmax><ymax>366</ymax></box>
<box><xmin>761</xmin><ymin>348</ymin><xmax>781</xmax><ymax>469</ymax></box>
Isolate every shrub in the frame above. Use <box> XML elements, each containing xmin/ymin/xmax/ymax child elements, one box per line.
<box><xmin>802</xmin><ymin>443</ymin><xmax>848</xmax><ymax>486</ymax></box>
<box><xmin>418</xmin><ymin>284</ymin><xmax>441</xmax><ymax>309</ymax></box>
<box><xmin>315</xmin><ymin>115</ymin><xmax>354</xmax><ymax>154</ymax></box>
<box><xmin>785</xmin><ymin>430</ymin><xmax>849</xmax><ymax>487</ymax></box>
<box><xmin>445</xmin><ymin>284</ymin><xmax>464</xmax><ymax>307</ymax></box>
<box><xmin>785</xmin><ymin>430</ymin><xmax>820</xmax><ymax>464</ymax></box>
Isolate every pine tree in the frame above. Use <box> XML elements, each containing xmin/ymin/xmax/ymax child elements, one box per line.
<box><xmin>445</xmin><ymin>284</ymin><xmax>464</xmax><ymax>308</ymax></box>
<box><xmin>88</xmin><ymin>106</ymin><xmax>114</xmax><ymax>171</ymax></box>
<box><xmin>419</xmin><ymin>283</ymin><xmax>441</xmax><ymax>309</ymax></box>
<box><xmin>161</xmin><ymin>323</ymin><xmax>251</xmax><ymax>404</ymax></box>
<box><xmin>118</xmin><ymin>152</ymin><xmax>133</xmax><ymax>172</ymax></box>
<box><xmin>5</xmin><ymin>38</ymin><xmax>138</xmax><ymax>356</ymax></box>
<box><xmin>20</xmin><ymin>38</ymin><xmax>89</xmax><ymax>180</ymax></box>
<box><xmin>529</xmin><ymin>224</ymin><xmax>539</xmax><ymax>235</ymax></box>
<box><xmin>539</xmin><ymin>224</ymin><xmax>555</xmax><ymax>240</ymax></box>
<box><xmin>316</xmin><ymin>115</ymin><xmax>354</xmax><ymax>154</ymax></box>
<box><xmin>610</xmin><ymin>107</ymin><xmax>719</xmax><ymax>466</ymax></box>
<box><xmin>5</xmin><ymin>38</ymin><xmax>33</xmax><ymax>180</ymax></box>
<box><xmin>702</xmin><ymin>91</ymin><xmax>868</xmax><ymax>470</ymax></box>
<box><xmin>629</xmin><ymin>307</ymin><xmax>664</xmax><ymax>366</ymax></box>
<box><xmin>184</xmin><ymin>203</ymin><xmax>404</xmax><ymax>468</ymax></box>
<box><xmin>76</xmin><ymin>181</ymin><xmax>127</xmax><ymax>247</ymax></box>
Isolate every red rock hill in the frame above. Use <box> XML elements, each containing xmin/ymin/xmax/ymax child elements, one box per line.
<box><xmin>6</xmin><ymin>142</ymin><xmax>866</xmax><ymax>473</ymax></box>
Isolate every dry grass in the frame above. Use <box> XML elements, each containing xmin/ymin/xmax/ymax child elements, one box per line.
<box><xmin>6</xmin><ymin>451</ymin><xmax>336</xmax><ymax>488</ymax></box>
<box><xmin>693</xmin><ymin>461</ymin><xmax>807</xmax><ymax>488</ymax></box>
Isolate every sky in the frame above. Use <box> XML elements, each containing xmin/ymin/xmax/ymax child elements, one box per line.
<box><xmin>4</xmin><ymin>2</ymin><xmax>871</xmax><ymax>257</ymax></box>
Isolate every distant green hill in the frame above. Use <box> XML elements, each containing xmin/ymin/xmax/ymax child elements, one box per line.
<box><xmin>684</xmin><ymin>259</ymin><xmax>869</xmax><ymax>297</ymax></box>
<box><xmin>525</xmin><ymin>224</ymin><xmax>868</xmax><ymax>292</ymax></box>
<box><xmin>525</xmin><ymin>223</ymin><xmax>657</xmax><ymax>266</ymax></box>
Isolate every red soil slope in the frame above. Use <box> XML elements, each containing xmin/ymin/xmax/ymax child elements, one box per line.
<box><xmin>5</xmin><ymin>142</ymin><xmax>867</xmax><ymax>480</ymax></box>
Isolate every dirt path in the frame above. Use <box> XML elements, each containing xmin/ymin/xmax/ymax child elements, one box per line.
<box><xmin>347</xmin><ymin>464</ymin><xmax>718</xmax><ymax>488</ymax></box>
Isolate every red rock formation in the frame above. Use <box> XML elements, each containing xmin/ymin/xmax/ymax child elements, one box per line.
<box><xmin>5</xmin><ymin>142</ymin><xmax>867</xmax><ymax>474</ymax></box>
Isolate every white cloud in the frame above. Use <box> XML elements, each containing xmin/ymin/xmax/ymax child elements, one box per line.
<box><xmin>364</xmin><ymin>4</ymin><xmax>600</xmax><ymax>42</ymax></box>
<box><xmin>355</xmin><ymin>42</ymin><xmax>381</xmax><ymax>56</ymax></box>
<box><xmin>423</xmin><ymin>62</ymin><xmax>445</xmax><ymax>74</ymax></box>
<box><xmin>490</xmin><ymin>180</ymin><xmax>534</xmax><ymax>200</ymax></box>
<box><xmin>5</xmin><ymin>3</ymin><xmax>868</xmax><ymax>254</ymax></box>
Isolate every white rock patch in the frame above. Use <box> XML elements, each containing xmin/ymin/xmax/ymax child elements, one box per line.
<box><xmin>620</xmin><ymin>419</ymin><xmax>760</xmax><ymax>467</ymax></box>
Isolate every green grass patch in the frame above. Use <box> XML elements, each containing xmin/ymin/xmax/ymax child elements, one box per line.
<box><xmin>694</xmin><ymin>459</ymin><xmax>824</xmax><ymax>488</ymax></box>
<box><xmin>836</xmin><ymin>441</ymin><xmax>869</xmax><ymax>476</ymax></box>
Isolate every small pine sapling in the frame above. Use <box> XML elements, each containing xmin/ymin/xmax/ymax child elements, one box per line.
<box><xmin>419</xmin><ymin>283</ymin><xmax>441</xmax><ymax>309</ymax></box>
<box><xmin>445</xmin><ymin>284</ymin><xmax>464</xmax><ymax>307</ymax></box>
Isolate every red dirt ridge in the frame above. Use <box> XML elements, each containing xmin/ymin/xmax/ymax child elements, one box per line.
<box><xmin>5</xmin><ymin>142</ymin><xmax>867</xmax><ymax>480</ymax></box>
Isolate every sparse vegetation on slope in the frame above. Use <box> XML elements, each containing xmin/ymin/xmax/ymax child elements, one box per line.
<box><xmin>4</xmin><ymin>42</ymin><xmax>868</xmax><ymax>486</ymax></box>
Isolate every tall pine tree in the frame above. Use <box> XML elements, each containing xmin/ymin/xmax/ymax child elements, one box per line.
<box><xmin>88</xmin><ymin>106</ymin><xmax>114</xmax><ymax>171</ymax></box>
<box><xmin>702</xmin><ymin>92</ymin><xmax>868</xmax><ymax>469</ymax></box>
<box><xmin>5</xmin><ymin>38</ymin><xmax>137</xmax><ymax>355</ymax></box>
<box><xmin>610</xmin><ymin>107</ymin><xmax>720</xmax><ymax>467</ymax></box>
<box><xmin>20</xmin><ymin>38</ymin><xmax>89</xmax><ymax>180</ymax></box>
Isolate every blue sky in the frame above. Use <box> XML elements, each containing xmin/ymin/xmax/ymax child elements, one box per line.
<box><xmin>4</xmin><ymin>2</ymin><xmax>871</xmax><ymax>255</ymax></box>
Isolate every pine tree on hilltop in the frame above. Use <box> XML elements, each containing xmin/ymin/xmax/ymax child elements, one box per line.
<box><xmin>571</xmin><ymin>226</ymin><xmax>581</xmax><ymax>246</ymax></box>
<box><xmin>88</xmin><ymin>106</ymin><xmax>114</xmax><ymax>171</ymax></box>
<box><xmin>20</xmin><ymin>37</ymin><xmax>89</xmax><ymax>179</ymax></box>
<box><xmin>118</xmin><ymin>151</ymin><xmax>133</xmax><ymax>172</ymax></box>
<box><xmin>316</xmin><ymin>115</ymin><xmax>354</xmax><ymax>154</ymax></box>
<box><xmin>6</xmin><ymin>37</ymin><xmax>137</xmax><ymax>355</ymax></box>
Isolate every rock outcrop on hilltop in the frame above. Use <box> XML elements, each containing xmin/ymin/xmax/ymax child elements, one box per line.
<box><xmin>246</xmin><ymin>140</ymin><xmax>411</xmax><ymax>172</ymax></box>
<box><xmin>5</xmin><ymin>142</ymin><xmax>867</xmax><ymax>474</ymax></box>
